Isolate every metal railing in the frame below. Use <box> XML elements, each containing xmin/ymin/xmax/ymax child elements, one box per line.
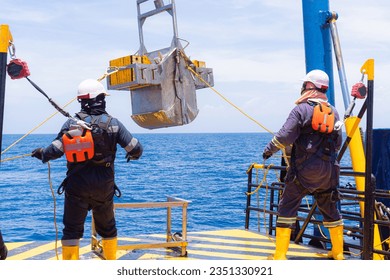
<box><xmin>245</xmin><ymin>163</ymin><xmax>390</xmax><ymax>260</ymax></box>
<box><xmin>91</xmin><ymin>196</ymin><xmax>190</xmax><ymax>258</ymax></box>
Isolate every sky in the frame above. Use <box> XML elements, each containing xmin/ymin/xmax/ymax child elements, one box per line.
<box><xmin>1</xmin><ymin>0</ymin><xmax>390</xmax><ymax>135</ymax></box>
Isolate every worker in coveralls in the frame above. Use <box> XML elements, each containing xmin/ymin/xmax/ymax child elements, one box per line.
<box><xmin>262</xmin><ymin>70</ymin><xmax>344</xmax><ymax>260</ymax></box>
<box><xmin>31</xmin><ymin>79</ymin><xmax>143</xmax><ymax>260</ymax></box>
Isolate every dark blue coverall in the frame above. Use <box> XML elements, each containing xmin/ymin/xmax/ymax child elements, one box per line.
<box><xmin>36</xmin><ymin>112</ymin><xmax>142</xmax><ymax>247</ymax></box>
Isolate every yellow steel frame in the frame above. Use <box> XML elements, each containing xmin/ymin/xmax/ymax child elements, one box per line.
<box><xmin>345</xmin><ymin>59</ymin><xmax>383</xmax><ymax>259</ymax></box>
<box><xmin>0</xmin><ymin>25</ymin><xmax>13</xmax><ymax>53</ymax></box>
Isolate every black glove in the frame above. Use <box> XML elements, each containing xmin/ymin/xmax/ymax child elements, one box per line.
<box><xmin>262</xmin><ymin>150</ymin><xmax>272</xmax><ymax>160</ymax></box>
<box><xmin>125</xmin><ymin>142</ymin><xmax>143</xmax><ymax>162</ymax></box>
<box><xmin>31</xmin><ymin>148</ymin><xmax>43</xmax><ymax>160</ymax></box>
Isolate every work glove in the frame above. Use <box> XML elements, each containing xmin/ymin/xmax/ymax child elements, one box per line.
<box><xmin>262</xmin><ymin>150</ymin><xmax>273</xmax><ymax>160</ymax></box>
<box><xmin>125</xmin><ymin>142</ymin><xmax>143</xmax><ymax>162</ymax></box>
<box><xmin>31</xmin><ymin>148</ymin><xmax>43</xmax><ymax>160</ymax></box>
<box><xmin>0</xmin><ymin>244</ymin><xmax>7</xmax><ymax>260</ymax></box>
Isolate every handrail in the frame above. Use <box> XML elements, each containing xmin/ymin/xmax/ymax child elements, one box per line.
<box><xmin>91</xmin><ymin>196</ymin><xmax>191</xmax><ymax>258</ymax></box>
<box><xmin>245</xmin><ymin>163</ymin><xmax>390</xmax><ymax>260</ymax></box>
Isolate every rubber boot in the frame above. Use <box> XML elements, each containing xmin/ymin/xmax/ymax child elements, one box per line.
<box><xmin>102</xmin><ymin>237</ymin><xmax>117</xmax><ymax>260</ymax></box>
<box><xmin>62</xmin><ymin>245</ymin><xmax>79</xmax><ymax>260</ymax></box>
<box><xmin>271</xmin><ymin>227</ymin><xmax>292</xmax><ymax>260</ymax></box>
<box><xmin>327</xmin><ymin>225</ymin><xmax>345</xmax><ymax>260</ymax></box>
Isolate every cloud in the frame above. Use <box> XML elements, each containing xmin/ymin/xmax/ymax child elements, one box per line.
<box><xmin>1</xmin><ymin>0</ymin><xmax>390</xmax><ymax>134</ymax></box>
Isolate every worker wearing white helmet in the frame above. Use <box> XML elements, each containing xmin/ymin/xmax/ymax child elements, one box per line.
<box><xmin>77</xmin><ymin>78</ymin><xmax>109</xmax><ymax>99</ymax></box>
<box><xmin>262</xmin><ymin>69</ymin><xmax>344</xmax><ymax>260</ymax></box>
<box><xmin>302</xmin><ymin>69</ymin><xmax>329</xmax><ymax>92</ymax></box>
<box><xmin>31</xmin><ymin>79</ymin><xmax>143</xmax><ymax>260</ymax></box>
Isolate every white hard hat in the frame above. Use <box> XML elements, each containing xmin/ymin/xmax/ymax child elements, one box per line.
<box><xmin>77</xmin><ymin>79</ymin><xmax>107</xmax><ymax>99</ymax></box>
<box><xmin>302</xmin><ymin>70</ymin><xmax>329</xmax><ymax>91</ymax></box>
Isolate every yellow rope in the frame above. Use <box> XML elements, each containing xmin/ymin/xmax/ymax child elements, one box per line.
<box><xmin>97</xmin><ymin>66</ymin><xmax>120</xmax><ymax>82</ymax></box>
<box><xmin>101</xmin><ymin>56</ymin><xmax>292</xmax><ymax>167</ymax></box>
<box><xmin>1</xmin><ymin>111</ymin><xmax>56</xmax><ymax>156</ymax></box>
<box><xmin>262</xmin><ymin>169</ymin><xmax>270</xmax><ymax>236</ymax></box>
<box><xmin>100</xmin><ymin>58</ymin><xmax>292</xmax><ymax>171</ymax></box>
<box><xmin>249</xmin><ymin>163</ymin><xmax>280</xmax><ymax>244</ymax></box>
<box><xmin>0</xmin><ymin>153</ymin><xmax>31</xmax><ymax>163</ymax></box>
<box><xmin>1</xmin><ymin>97</ymin><xmax>76</xmax><ymax>159</ymax></box>
<box><xmin>186</xmin><ymin>58</ymin><xmax>297</xmax><ymax>247</ymax></box>
<box><xmin>47</xmin><ymin>162</ymin><xmax>59</xmax><ymax>260</ymax></box>
<box><xmin>186</xmin><ymin>66</ymin><xmax>275</xmax><ymax>136</ymax></box>
<box><xmin>185</xmin><ymin>62</ymin><xmax>290</xmax><ymax>168</ymax></box>
<box><xmin>255</xmin><ymin>163</ymin><xmax>279</xmax><ymax>245</ymax></box>
<box><xmin>337</xmin><ymin>235</ymin><xmax>390</xmax><ymax>258</ymax></box>
<box><xmin>246</xmin><ymin>163</ymin><xmax>273</xmax><ymax>196</ymax></box>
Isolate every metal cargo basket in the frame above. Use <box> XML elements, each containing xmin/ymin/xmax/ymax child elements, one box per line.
<box><xmin>107</xmin><ymin>0</ymin><xmax>213</xmax><ymax>129</ymax></box>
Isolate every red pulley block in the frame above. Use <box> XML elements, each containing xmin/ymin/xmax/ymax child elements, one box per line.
<box><xmin>351</xmin><ymin>82</ymin><xmax>367</xmax><ymax>99</ymax></box>
<box><xmin>6</xmin><ymin>59</ymin><xmax>30</xmax><ymax>80</ymax></box>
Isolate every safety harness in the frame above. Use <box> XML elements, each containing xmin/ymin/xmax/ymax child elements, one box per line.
<box><xmin>58</xmin><ymin>113</ymin><xmax>121</xmax><ymax>197</ymax></box>
<box><xmin>287</xmin><ymin>101</ymin><xmax>339</xmax><ymax>196</ymax></box>
<box><xmin>63</xmin><ymin>112</ymin><xmax>115</xmax><ymax>166</ymax></box>
<box><xmin>293</xmin><ymin>101</ymin><xmax>337</xmax><ymax>163</ymax></box>
<box><xmin>79</xmin><ymin>113</ymin><xmax>114</xmax><ymax>166</ymax></box>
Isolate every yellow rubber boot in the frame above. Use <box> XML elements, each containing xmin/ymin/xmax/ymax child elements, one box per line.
<box><xmin>328</xmin><ymin>225</ymin><xmax>345</xmax><ymax>260</ymax></box>
<box><xmin>102</xmin><ymin>237</ymin><xmax>117</xmax><ymax>260</ymax></box>
<box><xmin>272</xmin><ymin>227</ymin><xmax>292</xmax><ymax>260</ymax></box>
<box><xmin>62</xmin><ymin>245</ymin><xmax>79</xmax><ymax>260</ymax></box>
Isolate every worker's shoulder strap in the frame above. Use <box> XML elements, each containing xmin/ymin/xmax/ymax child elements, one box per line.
<box><xmin>75</xmin><ymin>112</ymin><xmax>113</xmax><ymax>131</ymax></box>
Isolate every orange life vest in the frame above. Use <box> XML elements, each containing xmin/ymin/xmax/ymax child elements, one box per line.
<box><xmin>62</xmin><ymin>129</ymin><xmax>94</xmax><ymax>163</ymax></box>
<box><xmin>311</xmin><ymin>102</ymin><xmax>334</xmax><ymax>134</ymax></box>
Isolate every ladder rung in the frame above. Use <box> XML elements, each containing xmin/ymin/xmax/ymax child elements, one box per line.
<box><xmin>139</xmin><ymin>3</ymin><xmax>173</xmax><ymax>20</ymax></box>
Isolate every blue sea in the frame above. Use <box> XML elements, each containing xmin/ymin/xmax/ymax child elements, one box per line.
<box><xmin>1</xmin><ymin>133</ymin><xmax>280</xmax><ymax>242</ymax></box>
<box><xmin>1</xmin><ymin>133</ymin><xmax>357</xmax><ymax>244</ymax></box>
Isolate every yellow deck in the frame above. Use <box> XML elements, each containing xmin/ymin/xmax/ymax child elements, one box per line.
<box><xmin>5</xmin><ymin>229</ymin><xmax>330</xmax><ymax>260</ymax></box>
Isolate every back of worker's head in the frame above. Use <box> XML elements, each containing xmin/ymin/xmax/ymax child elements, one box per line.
<box><xmin>77</xmin><ymin>79</ymin><xmax>107</xmax><ymax>113</ymax></box>
<box><xmin>301</xmin><ymin>70</ymin><xmax>329</xmax><ymax>93</ymax></box>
